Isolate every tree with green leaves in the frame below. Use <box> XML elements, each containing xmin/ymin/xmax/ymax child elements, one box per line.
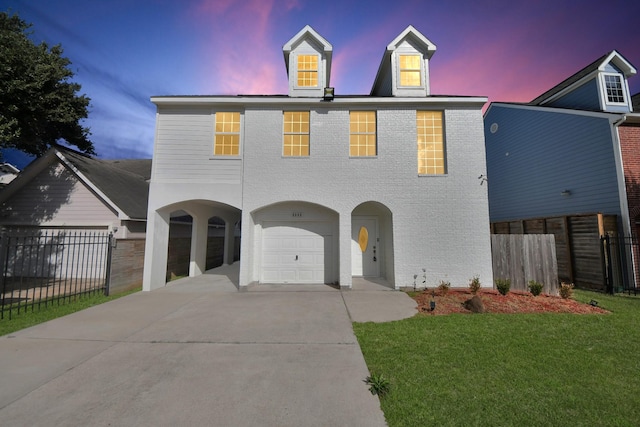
<box><xmin>0</xmin><ymin>11</ymin><xmax>94</xmax><ymax>157</ymax></box>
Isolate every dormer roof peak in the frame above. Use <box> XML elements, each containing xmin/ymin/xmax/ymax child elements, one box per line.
<box><xmin>283</xmin><ymin>25</ymin><xmax>332</xmax><ymax>54</ymax></box>
<box><xmin>386</xmin><ymin>25</ymin><xmax>437</xmax><ymax>58</ymax></box>
<box><xmin>283</xmin><ymin>25</ymin><xmax>333</xmax><ymax>97</ymax></box>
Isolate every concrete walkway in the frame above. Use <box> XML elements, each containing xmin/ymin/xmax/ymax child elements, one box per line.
<box><xmin>0</xmin><ymin>264</ymin><xmax>417</xmax><ymax>426</ymax></box>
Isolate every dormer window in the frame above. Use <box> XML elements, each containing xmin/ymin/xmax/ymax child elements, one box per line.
<box><xmin>297</xmin><ymin>55</ymin><xmax>319</xmax><ymax>87</ymax></box>
<box><xmin>603</xmin><ymin>73</ymin><xmax>626</xmax><ymax>104</ymax></box>
<box><xmin>399</xmin><ymin>55</ymin><xmax>421</xmax><ymax>87</ymax></box>
<box><xmin>283</xmin><ymin>26</ymin><xmax>332</xmax><ymax>98</ymax></box>
<box><xmin>370</xmin><ymin>26</ymin><xmax>436</xmax><ymax>97</ymax></box>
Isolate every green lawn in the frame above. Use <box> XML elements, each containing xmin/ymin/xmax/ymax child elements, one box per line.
<box><xmin>0</xmin><ymin>288</ymin><xmax>140</xmax><ymax>337</ymax></box>
<box><xmin>354</xmin><ymin>290</ymin><xmax>640</xmax><ymax>426</ymax></box>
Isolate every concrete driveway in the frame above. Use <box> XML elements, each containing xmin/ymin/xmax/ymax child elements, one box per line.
<box><xmin>0</xmin><ymin>264</ymin><xmax>417</xmax><ymax>426</ymax></box>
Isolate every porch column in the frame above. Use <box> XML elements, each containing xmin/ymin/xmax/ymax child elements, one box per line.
<box><xmin>223</xmin><ymin>215</ymin><xmax>240</xmax><ymax>265</ymax></box>
<box><xmin>142</xmin><ymin>209</ymin><xmax>170</xmax><ymax>291</ymax></box>
<box><xmin>189</xmin><ymin>211</ymin><xmax>209</xmax><ymax>277</ymax></box>
<box><xmin>238</xmin><ymin>210</ymin><xmax>253</xmax><ymax>288</ymax></box>
<box><xmin>339</xmin><ymin>211</ymin><xmax>352</xmax><ymax>289</ymax></box>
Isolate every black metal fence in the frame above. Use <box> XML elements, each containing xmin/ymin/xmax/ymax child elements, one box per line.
<box><xmin>0</xmin><ymin>229</ymin><xmax>113</xmax><ymax>319</ymax></box>
<box><xmin>601</xmin><ymin>234</ymin><xmax>639</xmax><ymax>294</ymax></box>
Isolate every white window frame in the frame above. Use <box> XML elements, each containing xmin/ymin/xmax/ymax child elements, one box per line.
<box><xmin>283</xmin><ymin>111</ymin><xmax>310</xmax><ymax>157</ymax></box>
<box><xmin>349</xmin><ymin>110</ymin><xmax>377</xmax><ymax>157</ymax></box>
<box><xmin>212</xmin><ymin>111</ymin><xmax>243</xmax><ymax>158</ymax></box>
<box><xmin>295</xmin><ymin>53</ymin><xmax>320</xmax><ymax>89</ymax></box>
<box><xmin>600</xmin><ymin>72</ymin><xmax>627</xmax><ymax>105</ymax></box>
<box><xmin>397</xmin><ymin>53</ymin><xmax>424</xmax><ymax>89</ymax></box>
<box><xmin>416</xmin><ymin>110</ymin><xmax>446</xmax><ymax>176</ymax></box>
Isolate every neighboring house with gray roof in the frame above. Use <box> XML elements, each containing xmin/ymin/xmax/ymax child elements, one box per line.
<box><xmin>0</xmin><ymin>145</ymin><xmax>150</xmax><ymax>239</ymax></box>
<box><xmin>0</xmin><ymin>145</ymin><xmax>151</xmax><ymax>292</ymax></box>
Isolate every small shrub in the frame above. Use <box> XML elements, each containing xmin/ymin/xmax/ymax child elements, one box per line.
<box><xmin>438</xmin><ymin>280</ymin><xmax>451</xmax><ymax>296</ymax></box>
<box><xmin>528</xmin><ymin>280</ymin><xmax>544</xmax><ymax>296</ymax></box>
<box><xmin>559</xmin><ymin>282</ymin><xmax>574</xmax><ymax>299</ymax></box>
<box><xmin>364</xmin><ymin>373</ymin><xmax>391</xmax><ymax>397</ymax></box>
<box><xmin>469</xmin><ymin>276</ymin><xmax>481</xmax><ymax>294</ymax></box>
<box><xmin>495</xmin><ymin>278</ymin><xmax>511</xmax><ymax>296</ymax></box>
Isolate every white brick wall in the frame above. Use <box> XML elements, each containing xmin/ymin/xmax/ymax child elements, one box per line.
<box><xmin>147</xmin><ymin>97</ymin><xmax>493</xmax><ymax>290</ymax></box>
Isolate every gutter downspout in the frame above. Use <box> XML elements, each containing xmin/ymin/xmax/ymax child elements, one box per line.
<box><xmin>611</xmin><ymin>114</ymin><xmax>636</xmax><ymax>291</ymax></box>
<box><xmin>612</xmin><ymin>114</ymin><xmax>631</xmax><ymax>238</ymax></box>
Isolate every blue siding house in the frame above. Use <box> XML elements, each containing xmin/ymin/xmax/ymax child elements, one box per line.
<box><xmin>485</xmin><ymin>50</ymin><xmax>640</xmax><ymax>290</ymax></box>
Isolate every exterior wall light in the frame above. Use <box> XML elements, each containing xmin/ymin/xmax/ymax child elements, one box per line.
<box><xmin>323</xmin><ymin>87</ymin><xmax>334</xmax><ymax>101</ymax></box>
<box><xmin>561</xmin><ymin>190</ymin><xmax>571</xmax><ymax>196</ymax></box>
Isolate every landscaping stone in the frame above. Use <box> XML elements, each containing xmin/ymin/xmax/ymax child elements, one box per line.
<box><xmin>463</xmin><ymin>295</ymin><xmax>485</xmax><ymax>313</ymax></box>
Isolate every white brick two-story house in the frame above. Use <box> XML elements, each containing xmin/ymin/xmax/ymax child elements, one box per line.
<box><xmin>142</xmin><ymin>25</ymin><xmax>493</xmax><ymax>291</ymax></box>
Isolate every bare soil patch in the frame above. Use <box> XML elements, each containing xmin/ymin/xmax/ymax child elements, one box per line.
<box><xmin>412</xmin><ymin>289</ymin><xmax>609</xmax><ymax>315</ymax></box>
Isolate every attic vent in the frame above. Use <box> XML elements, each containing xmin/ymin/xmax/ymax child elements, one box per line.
<box><xmin>490</xmin><ymin>123</ymin><xmax>499</xmax><ymax>134</ymax></box>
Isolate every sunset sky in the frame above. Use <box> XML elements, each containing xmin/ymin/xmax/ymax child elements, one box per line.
<box><xmin>2</xmin><ymin>0</ymin><xmax>640</xmax><ymax>168</ymax></box>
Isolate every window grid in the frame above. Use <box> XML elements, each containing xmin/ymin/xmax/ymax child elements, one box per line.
<box><xmin>417</xmin><ymin>111</ymin><xmax>445</xmax><ymax>175</ymax></box>
<box><xmin>214</xmin><ymin>112</ymin><xmax>240</xmax><ymax>156</ymax></box>
<box><xmin>297</xmin><ymin>55</ymin><xmax>318</xmax><ymax>87</ymax></box>
<box><xmin>399</xmin><ymin>54</ymin><xmax>421</xmax><ymax>87</ymax></box>
<box><xmin>604</xmin><ymin>74</ymin><xmax>625</xmax><ymax>103</ymax></box>
<box><xmin>283</xmin><ymin>111</ymin><xmax>310</xmax><ymax>157</ymax></box>
<box><xmin>349</xmin><ymin>111</ymin><xmax>377</xmax><ymax>156</ymax></box>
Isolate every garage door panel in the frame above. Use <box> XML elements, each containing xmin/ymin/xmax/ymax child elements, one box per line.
<box><xmin>262</xmin><ymin>269</ymin><xmax>297</xmax><ymax>283</ymax></box>
<box><xmin>298</xmin><ymin>238</ymin><xmax>316</xmax><ymax>250</ymax></box>
<box><xmin>281</xmin><ymin>237</ymin><xmax>299</xmax><ymax>250</ymax></box>
<box><xmin>263</xmin><ymin>237</ymin><xmax>281</xmax><ymax>250</ymax></box>
<box><xmin>261</xmin><ymin>221</ymin><xmax>332</xmax><ymax>284</ymax></box>
<box><xmin>297</xmin><ymin>270</ymin><xmax>315</xmax><ymax>282</ymax></box>
<box><xmin>297</xmin><ymin>253</ymin><xmax>317</xmax><ymax>264</ymax></box>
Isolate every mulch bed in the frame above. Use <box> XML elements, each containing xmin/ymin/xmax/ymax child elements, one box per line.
<box><xmin>411</xmin><ymin>289</ymin><xmax>609</xmax><ymax>315</ymax></box>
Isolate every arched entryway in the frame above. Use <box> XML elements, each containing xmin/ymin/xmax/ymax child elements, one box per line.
<box><xmin>143</xmin><ymin>199</ymin><xmax>241</xmax><ymax>291</ymax></box>
<box><xmin>250</xmin><ymin>201</ymin><xmax>339</xmax><ymax>285</ymax></box>
<box><xmin>351</xmin><ymin>201</ymin><xmax>394</xmax><ymax>286</ymax></box>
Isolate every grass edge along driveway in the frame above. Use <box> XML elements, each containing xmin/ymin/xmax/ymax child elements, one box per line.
<box><xmin>0</xmin><ymin>288</ymin><xmax>140</xmax><ymax>337</ymax></box>
<box><xmin>354</xmin><ymin>290</ymin><xmax>640</xmax><ymax>427</ymax></box>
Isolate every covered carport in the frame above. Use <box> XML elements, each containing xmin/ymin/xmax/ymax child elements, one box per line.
<box><xmin>143</xmin><ymin>199</ymin><xmax>241</xmax><ymax>291</ymax></box>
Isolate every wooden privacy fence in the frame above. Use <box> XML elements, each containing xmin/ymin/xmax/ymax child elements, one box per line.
<box><xmin>491</xmin><ymin>234</ymin><xmax>559</xmax><ymax>295</ymax></box>
<box><xmin>492</xmin><ymin>213</ymin><xmax>618</xmax><ymax>291</ymax></box>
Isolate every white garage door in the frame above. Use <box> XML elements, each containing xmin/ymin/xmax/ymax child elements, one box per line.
<box><xmin>261</xmin><ymin>222</ymin><xmax>332</xmax><ymax>284</ymax></box>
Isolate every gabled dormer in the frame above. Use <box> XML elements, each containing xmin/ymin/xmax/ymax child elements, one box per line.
<box><xmin>371</xmin><ymin>25</ymin><xmax>437</xmax><ymax>97</ymax></box>
<box><xmin>283</xmin><ymin>25</ymin><xmax>332</xmax><ymax>98</ymax></box>
<box><xmin>530</xmin><ymin>50</ymin><xmax>637</xmax><ymax>113</ymax></box>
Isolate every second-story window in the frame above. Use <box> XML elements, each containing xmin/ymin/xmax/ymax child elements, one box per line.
<box><xmin>297</xmin><ymin>55</ymin><xmax>318</xmax><ymax>87</ymax></box>
<box><xmin>603</xmin><ymin>73</ymin><xmax>625</xmax><ymax>104</ymax></box>
<box><xmin>214</xmin><ymin>112</ymin><xmax>240</xmax><ymax>156</ymax></box>
<box><xmin>283</xmin><ymin>111</ymin><xmax>310</xmax><ymax>156</ymax></box>
<box><xmin>417</xmin><ymin>111</ymin><xmax>445</xmax><ymax>175</ymax></box>
<box><xmin>350</xmin><ymin>111</ymin><xmax>377</xmax><ymax>156</ymax></box>
<box><xmin>399</xmin><ymin>54</ymin><xmax>421</xmax><ymax>87</ymax></box>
